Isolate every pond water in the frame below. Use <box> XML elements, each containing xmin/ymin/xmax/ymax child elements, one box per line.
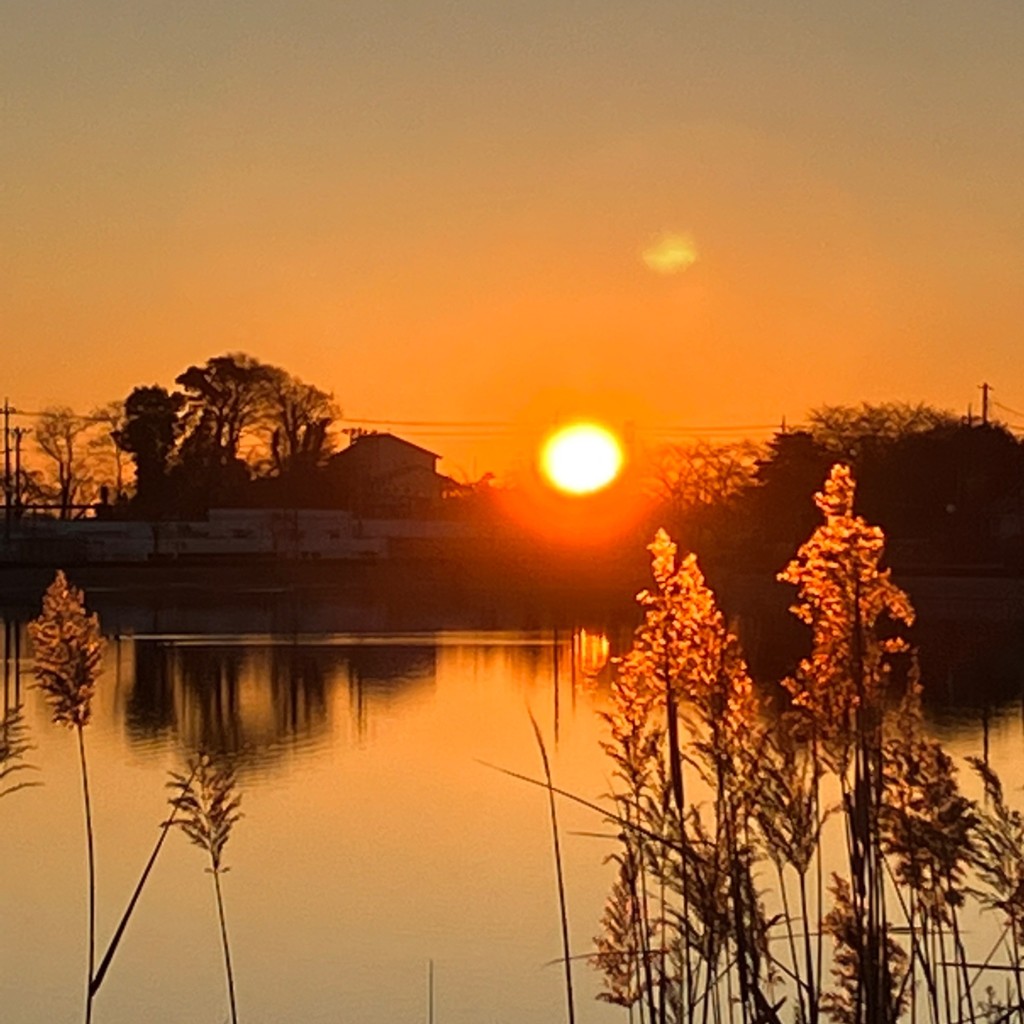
<box><xmin>1</xmin><ymin>606</ymin><xmax>1023</xmax><ymax>1024</ymax></box>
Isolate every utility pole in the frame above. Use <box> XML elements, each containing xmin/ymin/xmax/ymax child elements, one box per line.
<box><xmin>980</xmin><ymin>382</ymin><xmax>992</xmax><ymax>426</ymax></box>
<box><xmin>3</xmin><ymin>397</ymin><xmax>10</xmax><ymax>543</ymax></box>
<box><xmin>12</xmin><ymin>427</ymin><xmax>28</xmax><ymax>519</ymax></box>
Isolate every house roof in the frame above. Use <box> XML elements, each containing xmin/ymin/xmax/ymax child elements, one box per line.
<box><xmin>331</xmin><ymin>432</ymin><xmax>441</xmax><ymax>463</ymax></box>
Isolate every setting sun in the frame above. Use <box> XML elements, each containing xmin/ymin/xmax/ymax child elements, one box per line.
<box><xmin>540</xmin><ymin>422</ymin><xmax>624</xmax><ymax>494</ymax></box>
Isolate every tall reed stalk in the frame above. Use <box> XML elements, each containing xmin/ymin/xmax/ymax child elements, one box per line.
<box><xmin>167</xmin><ymin>753</ymin><xmax>243</xmax><ymax>1024</ymax></box>
<box><xmin>28</xmin><ymin>571</ymin><xmax>103</xmax><ymax>1024</ymax></box>
<box><xmin>530</xmin><ymin>712</ymin><xmax>576</xmax><ymax>1024</ymax></box>
<box><xmin>91</xmin><ymin>760</ymin><xmax>201</xmax><ymax>995</ymax></box>
<box><xmin>76</xmin><ymin>726</ymin><xmax>96</xmax><ymax>1024</ymax></box>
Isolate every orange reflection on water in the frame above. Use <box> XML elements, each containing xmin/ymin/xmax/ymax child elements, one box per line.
<box><xmin>573</xmin><ymin>628</ymin><xmax>611</xmax><ymax>678</ymax></box>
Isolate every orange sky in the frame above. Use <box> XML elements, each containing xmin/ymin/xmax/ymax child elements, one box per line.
<box><xmin>3</xmin><ymin>2</ymin><xmax>1023</xmax><ymax>476</ymax></box>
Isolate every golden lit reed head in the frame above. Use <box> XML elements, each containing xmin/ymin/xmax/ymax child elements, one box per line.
<box><xmin>167</xmin><ymin>753</ymin><xmax>243</xmax><ymax>873</ymax></box>
<box><xmin>28</xmin><ymin>570</ymin><xmax>104</xmax><ymax>730</ymax></box>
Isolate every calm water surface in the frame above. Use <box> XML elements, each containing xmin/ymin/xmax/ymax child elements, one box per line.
<box><xmin>2</xmin><ymin>611</ymin><xmax>1022</xmax><ymax>1024</ymax></box>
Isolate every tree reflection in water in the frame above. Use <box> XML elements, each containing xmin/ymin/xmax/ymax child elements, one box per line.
<box><xmin>124</xmin><ymin>638</ymin><xmax>438</xmax><ymax>765</ymax></box>
<box><xmin>346</xmin><ymin>644</ymin><xmax>436</xmax><ymax>737</ymax></box>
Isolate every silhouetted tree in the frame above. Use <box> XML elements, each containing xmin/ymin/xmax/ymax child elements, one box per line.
<box><xmin>856</xmin><ymin>421</ymin><xmax>1024</xmax><ymax>564</ymax></box>
<box><xmin>652</xmin><ymin>440</ymin><xmax>762</xmax><ymax>511</ymax></box>
<box><xmin>748</xmin><ymin>431</ymin><xmax>834</xmax><ymax>542</ymax></box>
<box><xmin>114</xmin><ymin>386</ymin><xmax>183</xmax><ymax>517</ymax></box>
<box><xmin>15</xmin><ymin>466</ymin><xmax>47</xmax><ymax>517</ymax></box>
<box><xmin>34</xmin><ymin>406</ymin><xmax>94</xmax><ymax>518</ymax></box>
<box><xmin>260</xmin><ymin>366</ymin><xmax>337</xmax><ymax>476</ymax></box>
<box><xmin>88</xmin><ymin>400</ymin><xmax>129</xmax><ymax>502</ymax></box>
<box><xmin>175</xmin><ymin>353</ymin><xmax>270</xmax><ymax>466</ymax></box>
<box><xmin>169</xmin><ymin>432</ymin><xmax>251</xmax><ymax>515</ymax></box>
<box><xmin>723</xmin><ymin>409</ymin><xmax>1024</xmax><ymax>573</ymax></box>
<box><xmin>807</xmin><ymin>402</ymin><xmax>957</xmax><ymax>460</ymax></box>
<box><xmin>649</xmin><ymin>439</ymin><xmax>763</xmax><ymax>558</ymax></box>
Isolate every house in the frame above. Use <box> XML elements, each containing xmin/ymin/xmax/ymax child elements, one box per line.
<box><xmin>326</xmin><ymin>432</ymin><xmax>447</xmax><ymax>517</ymax></box>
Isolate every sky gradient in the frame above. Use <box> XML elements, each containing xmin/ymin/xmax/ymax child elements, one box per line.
<box><xmin>3</xmin><ymin>1</ymin><xmax>1023</xmax><ymax>474</ymax></box>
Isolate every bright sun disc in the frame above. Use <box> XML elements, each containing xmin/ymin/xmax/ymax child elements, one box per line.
<box><xmin>541</xmin><ymin>423</ymin><xmax>624</xmax><ymax>494</ymax></box>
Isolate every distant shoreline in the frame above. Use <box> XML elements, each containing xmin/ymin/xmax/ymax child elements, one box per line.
<box><xmin>0</xmin><ymin>550</ymin><xmax>649</xmax><ymax>625</ymax></box>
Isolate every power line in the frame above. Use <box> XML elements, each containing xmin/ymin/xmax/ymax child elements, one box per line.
<box><xmin>8</xmin><ymin>401</ymin><xmax>795</xmax><ymax>440</ymax></box>
<box><xmin>9</xmin><ymin>408</ymin><xmax>113</xmax><ymax>423</ymax></box>
<box><xmin>639</xmin><ymin>424</ymin><xmax>786</xmax><ymax>437</ymax></box>
<box><xmin>338</xmin><ymin>416</ymin><xmax>512</xmax><ymax>428</ymax></box>
<box><xmin>993</xmin><ymin>400</ymin><xmax>1024</xmax><ymax>419</ymax></box>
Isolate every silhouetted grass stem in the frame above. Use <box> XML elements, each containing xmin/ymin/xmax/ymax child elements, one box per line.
<box><xmin>529</xmin><ymin>712</ymin><xmax>576</xmax><ymax>1024</ymax></box>
<box><xmin>91</xmin><ymin>762</ymin><xmax>200</xmax><ymax>996</ymax></box>
<box><xmin>213</xmin><ymin>868</ymin><xmax>238</xmax><ymax>1024</ymax></box>
<box><xmin>77</xmin><ymin>724</ymin><xmax>95</xmax><ymax>1024</ymax></box>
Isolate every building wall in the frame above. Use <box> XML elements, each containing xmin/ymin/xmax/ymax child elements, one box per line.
<box><xmin>0</xmin><ymin>507</ymin><xmax>474</xmax><ymax>563</ymax></box>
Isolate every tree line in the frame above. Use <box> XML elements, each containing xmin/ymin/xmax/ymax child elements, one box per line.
<box><xmin>16</xmin><ymin>379</ymin><xmax>1024</xmax><ymax>573</ymax></box>
<box><xmin>650</xmin><ymin>402</ymin><xmax>1024</xmax><ymax>573</ymax></box>
<box><xmin>19</xmin><ymin>353</ymin><xmax>339</xmax><ymax>518</ymax></box>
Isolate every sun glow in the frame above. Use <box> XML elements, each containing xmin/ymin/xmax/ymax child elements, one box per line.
<box><xmin>541</xmin><ymin>423</ymin><xmax>624</xmax><ymax>494</ymax></box>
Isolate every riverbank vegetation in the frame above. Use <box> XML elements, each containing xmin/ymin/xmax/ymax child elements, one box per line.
<box><xmin>588</xmin><ymin>463</ymin><xmax>1024</xmax><ymax>1024</ymax></box>
<box><xmin>24</xmin><ymin>573</ymin><xmax>242</xmax><ymax>1024</ymax></box>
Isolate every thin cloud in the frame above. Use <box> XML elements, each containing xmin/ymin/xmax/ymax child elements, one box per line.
<box><xmin>641</xmin><ymin>232</ymin><xmax>698</xmax><ymax>275</ymax></box>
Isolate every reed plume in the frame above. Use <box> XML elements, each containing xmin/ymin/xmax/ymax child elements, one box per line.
<box><xmin>0</xmin><ymin>704</ymin><xmax>40</xmax><ymax>801</ymax></box>
<box><xmin>755</xmin><ymin>712</ymin><xmax>829</xmax><ymax>1024</ymax></box>
<box><xmin>881</xmin><ymin>672</ymin><xmax>977</xmax><ymax>1022</ymax></box>
<box><xmin>168</xmin><ymin>753</ymin><xmax>243</xmax><ymax>1024</ymax></box>
<box><xmin>780</xmin><ymin>464</ymin><xmax>914</xmax><ymax>1024</ymax></box>
<box><xmin>29</xmin><ymin>571</ymin><xmax>103</xmax><ymax>731</ymax></box>
<box><xmin>820</xmin><ymin>874</ymin><xmax>909</xmax><ymax>1024</ymax></box>
<box><xmin>968</xmin><ymin>757</ymin><xmax>1024</xmax><ymax>945</ymax></box>
<box><xmin>595</xmin><ymin>529</ymin><xmax>781</xmax><ymax>1024</ymax></box>
<box><xmin>967</xmin><ymin>754</ymin><xmax>1024</xmax><ymax>1012</ymax></box>
<box><xmin>592</xmin><ymin>847</ymin><xmax>647</xmax><ymax>1010</ymax></box>
<box><xmin>778</xmin><ymin>464</ymin><xmax>914</xmax><ymax>773</ymax></box>
<box><xmin>881</xmin><ymin>677</ymin><xmax>975</xmax><ymax>923</ymax></box>
<box><xmin>593</xmin><ymin>643</ymin><xmax>664</xmax><ymax>1022</ymax></box>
